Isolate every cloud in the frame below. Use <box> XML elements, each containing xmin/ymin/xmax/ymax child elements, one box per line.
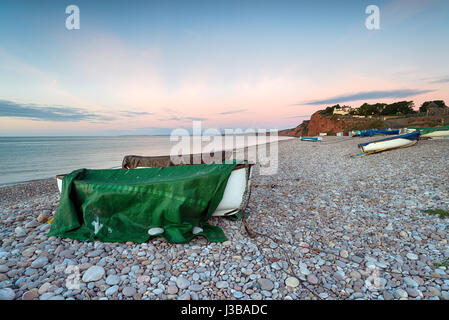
<box><xmin>185</xmin><ymin>117</ymin><xmax>207</xmax><ymax>121</ymax></box>
<box><xmin>158</xmin><ymin>116</ymin><xmax>208</xmax><ymax>122</ymax></box>
<box><xmin>428</xmin><ymin>77</ymin><xmax>449</xmax><ymax>84</ymax></box>
<box><xmin>131</xmin><ymin>126</ymin><xmax>180</xmax><ymax>135</ymax></box>
<box><xmin>119</xmin><ymin>111</ymin><xmax>154</xmax><ymax>117</ymax></box>
<box><xmin>219</xmin><ymin>109</ymin><xmax>247</xmax><ymax>115</ymax></box>
<box><xmin>0</xmin><ymin>99</ymin><xmax>115</xmax><ymax>122</ymax></box>
<box><xmin>298</xmin><ymin>89</ymin><xmax>435</xmax><ymax>106</ymax></box>
<box><xmin>285</xmin><ymin>115</ymin><xmax>311</xmax><ymax>118</ymax></box>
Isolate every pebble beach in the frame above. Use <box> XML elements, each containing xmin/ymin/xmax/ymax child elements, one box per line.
<box><xmin>1</xmin><ymin>136</ymin><xmax>449</xmax><ymax>300</ymax></box>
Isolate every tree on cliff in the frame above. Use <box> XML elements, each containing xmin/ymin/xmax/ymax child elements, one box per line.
<box><xmin>419</xmin><ymin>100</ymin><xmax>447</xmax><ymax>113</ymax></box>
<box><xmin>380</xmin><ymin>101</ymin><xmax>416</xmax><ymax>115</ymax></box>
<box><xmin>320</xmin><ymin>104</ymin><xmax>341</xmax><ymax>115</ymax></box>
<box><xmin>356</xmin><ymin>103</ymin><xmax>387</xmax><ymax>116</ymax></box>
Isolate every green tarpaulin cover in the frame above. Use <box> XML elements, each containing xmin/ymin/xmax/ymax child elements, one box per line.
<box><xmin>408</xmin><ymin>125</ymin><xmax>449</xmax><ymax>135</ymax></box>
<box><xmin>48</xmin><ymin>161</ymin><xmax>242</xmax><ymax>243</ymax></box>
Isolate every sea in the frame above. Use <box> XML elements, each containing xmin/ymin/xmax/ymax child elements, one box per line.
<box><xmin>0</xmin><ymin>135</ymin><xmax>291</xmax><ymax>186</ymax></box>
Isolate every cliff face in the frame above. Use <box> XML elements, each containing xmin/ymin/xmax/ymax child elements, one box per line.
<box><xmin>305</xmin><ymin>112</ymin><xmax>345</xmax><ymax>136</ymax></box>
<box><xmin>279</xmin><ymin>112</ymin><xmax>346</xmax><ymax>137</ymax></box>
<box><xmin>279</xmin><ymin>110</ymin><xmax>449</xmax><ymax>138</ymax></box>
<box><xmin>279</xmin><ymin>120</ymin><xmax>309</xmax><ymax>137</ymax></box>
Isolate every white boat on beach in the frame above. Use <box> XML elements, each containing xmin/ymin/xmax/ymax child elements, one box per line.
<box><xmin>358</xmin><ymin>131</ymin><xmax>420</xmax><ymax>153</ymax></box>
<box><xmin>406</xmin><ymin>126</ymin><xmax>449</xmax><ymax>139</ymax></box>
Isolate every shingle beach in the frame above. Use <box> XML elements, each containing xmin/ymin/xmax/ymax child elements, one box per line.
<box><xmin>0</xmin><ymin>137</ymin><xmax>448</xmax><ymax>300</ymax></box>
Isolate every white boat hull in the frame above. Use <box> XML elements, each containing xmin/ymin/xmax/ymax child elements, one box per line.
<box><xmin>421</xmin><ymin>130</ymin><xmax>449</xmax><ymax>138</ymax></box>
<box><xmin>56</xmin><ymin>165</ymin><xmax>250</xmax><ymax>217</ymax></box>
<box><xmin>360</xmin><ymin>138</ymin><xmax>417</xmax><ymax>153</ymax></box>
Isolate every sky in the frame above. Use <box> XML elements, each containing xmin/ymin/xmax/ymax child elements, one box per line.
<box><xmin>0</xmin><ymin>0</ymin><xmax>449</xmax><ymax>136</ymax></box>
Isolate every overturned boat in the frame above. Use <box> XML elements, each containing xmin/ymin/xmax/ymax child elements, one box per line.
<box><xmin>407</xmin><ymin>126</ymin><xmax>449</xmax><ymax>139</ymax></box>
<box><xmin>52</xmin><ymin>152</ymin><xmax>253</xmax><ymax>243</ymax></box>
<box><xmin>300</xmin><ymin>136</ymin><xmax>322</xmax><ymax>142</ymax></box>
<box><xmin>358</xmin><ymin>131</ymin><xmax>420</xmax><ymax>153</ymax></box>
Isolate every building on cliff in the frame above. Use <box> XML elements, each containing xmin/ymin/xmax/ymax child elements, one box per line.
<box><xmin>333</xmin><ymin>105</ymin><xmax>353</xmax><ymax>115</ymax></box>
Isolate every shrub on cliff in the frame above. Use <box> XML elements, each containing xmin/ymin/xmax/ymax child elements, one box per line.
<box><xmin>380</xmin><ymin>101</ymin><xmax>416</xmax><ymax>115</ymax></box>
<box><xmin>356</xmin><ymin>103</ymin><xmax>387</xmax><ymax>116</ymax></box>
<box><xmin>419</xmin><ymin>100</ymin><xmax>447</xmax><ymax>113</ymax></box>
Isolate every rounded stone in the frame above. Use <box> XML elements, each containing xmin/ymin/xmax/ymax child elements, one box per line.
<box><xmin>285</xmin><ymin>277</ymin><xmax>300</xmax><ymax>288</ymax></box>
<box><xmin>38</xmin><ymin>283</ymin><xmax>51</xmax><ymax>295</ymax></box>
<box><xmin>105</xmin><ymin>274</ymin><xmax>120</xmax><ymax>286</ymax></box>
<box><xmin>167</xmin><ymin>286</ymin><xmax>178</xmax><ymax>295</ymax></box>
<box><xmin>37</xmin><ymin>214</ymin><xmax>49</xmax><ymax>223</ymax></box>
<box><xmin>251</xmin><ymin>293</ymin><xmax>262</xmax><ymax>300</ymax></box>
<box><xmin>31</xmin><ymin>256</ymin><xmax>49</xmax><ymax>268</ymax></box>
<box><xmin>406</xmin><ymin>253</ymin><xmax>418</xmax><ymax>260</ymax></box>
<box><xmin>22</xmin><ymin>289</ymin><xmax>39</xmax><ymax>300</ymax></box>
<box><xmin>340</xmin><ymin>250</ymin><xmax>349</xmax><ymax>258</ymax></box>
<box><xmin>396</xmin><ymin>289</ymin><xmax>408</xmax><ymax>299</ymax></box>
<box><xmin>257</xmin><ymin>278</ymin><xmax>274</xmax><ymax>291</ymax></box>
<box><xmin>189</xmin><ymin>284</ymin><xmax>203</xmax><ymax>292</ymax></box>
<box><xmin>122</xmin><ymin>286</ymin><xmax>137</xmax><ymax>297</ymax></box>
<box><xmin>105</xmin><ymin>285</ymin><xmax>119</xmax><ymax>296</ymax></box>
<box><xmin>383</xmin><ymin>290</ymin><xmax>394</xmax><ymax>300</ymax></box>
<box><xmin>216</xmin><ymin>281</ymin><xmax>229</xmax><ymax>289</ymax></box>
<box><xmin>0</xmin><ymin>264</ymin><xmax>9</xmax><ymax>273</ymax></box>
<box><xmin>406</xmin><ymin>288</ymin><xmax>419</xmax><ymax>298</ymax></box>
<box><xmin>22</xmin><ymin>247</ymin><xmax>36</xmax><ymax>258</ymax></box>
<box><xmin>0</xmin><ymin>288</ymin><xmax>15</xmax><ymax>300</ymax></box>
<box><xmin>176</xmin><ymin>277</ymin><xmax>190</xmax><ymax>290</ymax></box>
<box><xmin>82</xmin><ymin>266</ymin><xmax>105</xmax><ymax>282</ymax></box>
<box><xmin>307</xmin><ymin>274</ymin><xmax>319</xmax><ymax>285</ymax></box>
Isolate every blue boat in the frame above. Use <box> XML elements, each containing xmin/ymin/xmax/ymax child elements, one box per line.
<box><xmin>360</xmin><ymin>129</ymin><xmax>400</xmax><ymax>137</ymax></box>
<box><xmin>358</xmin><ymin>131</ymin><xmax>420</xmax><ymax>153</ymax></box>
<box><xmin>300</xmin><ymin>137</ymin><xmax>322</xmax><ymax>142</ymax></box>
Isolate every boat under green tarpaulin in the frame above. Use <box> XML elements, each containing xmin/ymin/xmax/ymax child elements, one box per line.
<box><xmin>408</xmin><ymin>125</ymin><xmax>449</xmax><ymax>138</ymax></box>
<box><xmin>48</xmin><ymin>161</ymin><xmax>244</xmax><ymax>244</ymax></box>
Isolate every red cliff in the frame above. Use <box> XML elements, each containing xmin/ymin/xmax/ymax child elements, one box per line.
<box><xmin>280</xmin><ymin>111</ymin><xmax>346</xmax><ymax>137</ymax></box>
<box><xmin>305</xmin><ymin>112</ymin><xmax>346</xmax><ymax>136</ymax></box>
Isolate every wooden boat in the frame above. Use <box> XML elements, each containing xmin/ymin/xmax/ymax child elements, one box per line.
<box><xmin>358</xmin><ymin>131</ymin><xmax>420</xmax><ymax>153</ymax></box>
<box><xmin>56</xmin><ymin>153</ymin><xmax>253</xmax><ymax>218</ymax></box>
<box><xmin>300</xmin><ymin>136</ymin><xmax>322</xmax><ymax>142</ymax></box>
<box><xmin>407</xmin><ymin>126</ymin><xmax>449</xmax><ymax>139</ymax></box>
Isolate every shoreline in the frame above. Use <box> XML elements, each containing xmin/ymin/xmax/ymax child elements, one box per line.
<box><xmin>0</xmin><ymin>136</ymin><xmax>294</xmax><ymax>188</ymax></box>
<box><xmin>1</xmin><ymin>136</ymin><xmax>448</xmax><ymax>300</ymax></box>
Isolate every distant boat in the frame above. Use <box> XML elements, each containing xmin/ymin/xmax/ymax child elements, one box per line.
<box><xmin>300</xmin><ymin>137</ymin><xmax>322</xmax><ymax>142</ymax></box>
<box><xmin>358</xmin><ymin>131</ymin><xmax>420</xmax><ymax>153</ymax></box>
<box><xmin>407</xmin><ymin>126</ymin><xmax>449</xmax><ymax>139</ymax></box>
<box><xmin>360</xmin><ymin>129</ymin><xmax>400</xmax><ymax>137</ymax></box>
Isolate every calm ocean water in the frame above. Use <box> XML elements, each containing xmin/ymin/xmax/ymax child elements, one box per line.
<box><xmin>0</xmin><ymin>135</ymin><xmax>291</xmax><ymax>186</ymax></box>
